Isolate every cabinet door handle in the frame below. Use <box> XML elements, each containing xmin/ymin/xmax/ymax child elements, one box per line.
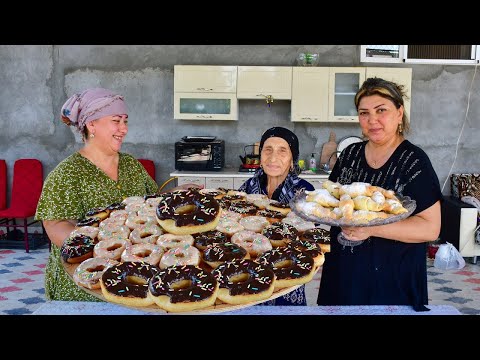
<box><xmin>196</xmin><ymin>88</ymin><xmax>214</xmax><ymax>91</ymax></box>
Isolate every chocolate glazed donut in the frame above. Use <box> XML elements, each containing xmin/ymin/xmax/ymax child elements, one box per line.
<box><xmin>261</xmin><ymin>222</ymin><xmax>299</xmax><ymax>247</ymax></box>
<box><xmin>256</xmin><ymin>247</ymin><xmax>315</xmax><ymax>289</ymax></box>
<box><xmin>156</xmin><ymin>190</ymin><xmax>221</xmax><ymax>235</ymax></box>
<box><xmin>61</xmin><ymin>234</ymin><xmax>95</xmax><ymax>263</ymax></box>
<box><xmin>148</xmin><ymin>265</ymin><xmax>218</xmax><ymax>312</ymax></box>
<box><xmin>100</xmin><ymin>261</ymin><xmax>160</xmax><ymax>307</ymax></box>
<box><xmin>211</xmin><ymin>259</ymin><xmax>276</xmax><ymax>304</ymax></box>
<box><xmin>287</xmin><ymin>239</ymin><xmax>325</xmax><ymax>268</ymax></box>
<box><xmin>202</xmin><ymin>242</ymin><xmax>250</xmax><ymax>269</ymax></box>
<box><xmin>192</xmin><ymin>230</ymin><xmax>227</xmax><ymax>251</ymax></box>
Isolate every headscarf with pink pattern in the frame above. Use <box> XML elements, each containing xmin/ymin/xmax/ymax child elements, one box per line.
<box><xmin>61</xmin><ymin>88</ymin><xmax>128</xmax><ymax>133</ymax></box>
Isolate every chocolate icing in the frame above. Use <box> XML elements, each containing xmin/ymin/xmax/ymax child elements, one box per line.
<box><xmin>300</xmin><ymin>228</ymin><xmax>330</xmax><ymax>244</ymax></box>
<box><xmin>262</xmin><ymin>222</ymin><xmax>298</xmax><ymax>241</ymax></box>
<box><xmin>287</xmin><ymin>239</ymin><xmax>322</xmax><ymax>259</ymax></box>
<box><xmin>106</xmin><ymin>202</ymin><xmax>126</xmax><ymax>211</ymax></box>
<box><xmin>202</xmin><ymin>242</ymin><xmax>247</xmax><ymax>263</ymax></box>
<box><xmin>257</xmin><ymin>209</ymin><xmax>285</xmax><ymax>219</ymax></box>
<box><xmin>211</xmin><ymin>259</ymin><xmax>275</xmax><ymax>296</ymax></box>
<box><xmin>101</xmin><ymin>261</ymin><xmax>160</xmax><ymax>298</ymax></box>
<box><xmin>192</xmin><ymin>230</ymin><xmax>227</xmax><ymax>250</ymax></box>
<box><xmin>269</xmin><ymin>201</ymin><xmax>290</xmax><ymax>209</ymax></box>
<box><xmin>228</xmin><ymin>201</ymin><xmax>258</xmax><ymax>215</ymax></box>
<box><xmin>257</xmin><ymin>248</ymin><xmax>314</xmax><ymax>280</ymax></box>
<box><xmin>148</xmin><ymin>265</ymin><xmax>217</xmax><ymax>303</ymax></box>
<box><xmin>85</xmin><ymin>207</ymin><xmax>107</xmax><ymax>217</ymax></box>
<box><xmin>76</xmin><ymin>217</ymin><xmax>101</xmax><ymax>227</ymax></box>
<box><xmin>156</xmin><ymin>190</ymin><xmax>220</xmax><ymax>227</ymax></box>
<box><xmin>61</xmin><ymin>234</ymin><xmax>95</xmax><ymax>262</ymax></box>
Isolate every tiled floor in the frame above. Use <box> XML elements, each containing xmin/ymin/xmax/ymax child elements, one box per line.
<box><xmin>1</xmin><ymin>245</ymin><xmax>480</xmax><ymax>315</ymax></box>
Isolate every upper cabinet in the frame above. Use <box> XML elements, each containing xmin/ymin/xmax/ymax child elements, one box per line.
<box><xmin>328</xmin><ymin>67</ymin><xmax>366</xmax><ymax>122</ymax></box>
<box><xmin>291</xmin><ymin>66</ymin><xmax>411</xmax><ymax>122</ymax></box>
<box><xmin>174</xmin><ymin>65</ymin><xmax>237</xmax><ymax>93</ymax></box>
<box><xmin>174</xmin><ymin>65</ymin><xmax>239</xmax><ymax>120</ymax></box>
<box><xmin>365</xmin><ymin>67</ymin><xmax>412</xmax><ymax>121</ymax></box>
<box><xmin>237</xmin><ymin>66</ymin><xmax>293</xmax><ymax>100</ymax></box>
<box><xmin>291</xmin><ymin>67</ymin><xmax>329</xmax><ymax>122</ymax></box>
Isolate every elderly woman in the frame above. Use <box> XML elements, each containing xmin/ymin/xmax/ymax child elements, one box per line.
<box><xmin>239</xmin><ymin>126</ymin><xmax>315</xmax><ymax>305</ymax></box>
<box><xmin>35</xmin><ymin>88</ymin><xmax>159</xmax><ymax>301</ymax></box>
<box><xmin>317</xmin><ymin>77</ymin><xmax>442</xmax><ymax>311</ymax></box>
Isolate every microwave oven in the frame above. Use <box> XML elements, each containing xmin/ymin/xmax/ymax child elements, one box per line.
<box><xmin>175</xmin><ymin>137</ymin><xmax>225</xmax><ymax>171</ymax></box>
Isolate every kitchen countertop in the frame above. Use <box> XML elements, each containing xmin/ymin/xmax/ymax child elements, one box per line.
<box><xmin>170</xmin><ymin>168</ymin><xmax>330</xmax><ymax>178</ymax></box>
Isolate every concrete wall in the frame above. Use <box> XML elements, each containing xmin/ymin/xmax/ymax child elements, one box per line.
<box><xmin>0</xmin><ymin>45</ymin><xmax>478</xmax><ymax>204</ymax></box>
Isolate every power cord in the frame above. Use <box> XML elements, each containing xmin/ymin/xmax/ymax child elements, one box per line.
<box><xmin>441</xmin><ymin>62</ymin><xmax>478</xmax><ymax>193</ymax></box>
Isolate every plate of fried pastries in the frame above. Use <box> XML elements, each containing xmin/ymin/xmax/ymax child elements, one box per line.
<box><xmin>290</xmin><ymin>180</ymin><xmax>416</xmax><ymax>227</ymax></box>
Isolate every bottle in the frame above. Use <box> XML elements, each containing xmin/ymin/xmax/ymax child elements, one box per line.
<box><xmin>309</xmin><ymin>153</ymin><xmax>317</xmax><ymax>172</ymax></box>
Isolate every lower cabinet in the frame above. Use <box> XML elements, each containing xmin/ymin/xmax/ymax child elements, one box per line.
<box><xmin>206</xmin><ymin>177</ymin><xmax>234</xmax><ymax>189</ymax></box>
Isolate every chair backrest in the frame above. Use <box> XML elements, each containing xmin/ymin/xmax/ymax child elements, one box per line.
<box><xmin>138</xmin><ymin>158</ymin><xmax>156</xmax><ymax>181</ymax></box>
<box><xmin>10</xmin><ymin>158</ymin><xmax>43</xmax><ymax>215</ymax></box>
<box><xmin>0</xmin><ymin>160</ymin><xmax>6</xmax><ymax>210</ymax></box>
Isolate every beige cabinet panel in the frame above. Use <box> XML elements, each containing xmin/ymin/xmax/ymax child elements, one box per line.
<box><xmin>233</xmin><ymin>176</ymin><xmax>252</xmax><ymax>189</ymax></box>
<box><xmin>365</xmin><ymin>67</ymin><xmax>412</xmax><ymax>121</ymax></box>
<box><xmin>206</xmin><ymin>177</ymin><xmax>234</xmax><ymax>189</ymax></box>
<box><xmin>176</xmin><ymin>176</ymin><xmax>206</xmax><ymax>188</ymax></box>
<box><xmin>291</xmin><ymin>67</ymin><xmax>329</xmax><ymax>122</ymax></box>
<box><xmin>237</xmin><ymin>66</ymin><xmax>293</xmax><ymax>100</ymax></box>
<box><xmin>173</xmin><ymin>92</ymin><xmax>238</xmax><ymax>120</ymax></box>
<box><xmin>174</xmin><ymin>65</ymin><xmax>237</xmax><ymax>93</ymax></box>
<box><xmin>328</xmin><ymin>67</ymin><xmax>366</xmax><ymax>122</ymax></box>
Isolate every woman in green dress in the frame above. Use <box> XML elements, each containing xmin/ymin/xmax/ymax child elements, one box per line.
<box><xmin>35</xmin><ymin>88</ymin><xmax>160</xmax><ymax>301</ymax></box>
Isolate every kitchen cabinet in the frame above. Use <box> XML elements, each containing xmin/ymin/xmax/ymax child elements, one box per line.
<box><xmin>291</xmin><ymin>67</ymin><xmax>329</xmax><ymax>122</ymax></box>
<box><xmin>365</xmin><ymin>67</ymin><xmax>412</xmax><ymax>120</ymax></box>
<box><xmin>328</xmin><ymin>67</ymin><xmax>366</xmax><ymax>122</ymax></box>
<box><xmin>171</xmin><ymin>170</ymin><xmax>328</xmax><ymax>190</ymax></box>
<box><xmin>237</xmin><ymin>66</ymin><xmax>293</xmax><ymax>100</ymax></box>
<box><xmin>174</xmin><ymin>65</ymin><xmax>239</xmax><ymax>120</ymax></box>
<box><xmin>291</xmin><ymin>66</ymin><xmax>411</xmax><ymax>122</ymax></box>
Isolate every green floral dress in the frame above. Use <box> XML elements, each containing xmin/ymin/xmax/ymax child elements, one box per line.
<box><xmin>35</xmin><ymin>152</ymin><xmax>158</xmax><ymax>301</ymax></box>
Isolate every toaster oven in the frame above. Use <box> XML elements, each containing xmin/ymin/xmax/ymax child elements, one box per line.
<box><xmin>175</xmin><ymin>137</ymin><xmax>225</xmax><ymax>171</ymax></box>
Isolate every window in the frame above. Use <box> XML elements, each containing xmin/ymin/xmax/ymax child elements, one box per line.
<box><xmin>360</xmin><ymin>45</ymin><xmax>480</xmax><ymax>65</ymax></box>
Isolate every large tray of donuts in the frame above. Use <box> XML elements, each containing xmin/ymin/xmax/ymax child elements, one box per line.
<box><xmin>290</xmin><ymin>180</ymin><xmax>416</xmax><ymax>227</ymax></box>
<box><xmin>61</xmin><ymin>188</ymin><xmax>330</xmax><ymax>313</ymax></box>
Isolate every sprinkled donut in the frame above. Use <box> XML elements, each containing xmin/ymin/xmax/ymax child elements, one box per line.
<box><xmin>98</xmin><ymin>225</ymin><xmax>131</xmax><ymax>242</ymax></box>
<box><xmin>61</xmin><ymin>234</ymin><xmax>95</xmax><ymax>264</ymax></box>
<box><xmin>231</xmin><ymin>230</ymin><xmax>272</xmax><ymax>258</ymax></box>
<box><xmin>76</xmin><ymin>217</ymin><xmax>101</xmax><ymax>228</ymax></box>
<box><xmin>94</xmin><ymin>238</ymin><xmax>130</xmax><ymax>261</ymax></box>
<box><xmin>156</xmin><ymin>190</ymin><xmax>221</xmax><ymax>235</ymax></box>
<box><xmin>100</xmin><ymin>261</ymin><xmax>160</xmax><ymax>307</ymax></box>
<box><xmin>122</xmin><ymin>196</ymin><xmax>145</xmax><ymax>206</ymax></box>
<box><xmin>287</xmin><ymin>239</ymin><xmax>325</xmax><ymax>268</ymax></box>
<box><xmin>73</xmin><ymin>257</ymin><xmax>119</xmax><ymax>289</ymax></box>
<box><xmin>267</xmin><ymin>201</ymin><xmax>291</xmax><ymax>216</ymax></box>
<box><xmin>159</xmin><ymin>245</ymin><xmax>201</xmax><ymax>269</ymax></box>
<box><xmin>281</xmin><ymin>214</ymin><xmax>316</xmax><ymax>233</ymax></box>
<box><xmin>216</xmin><ymin>217</ymin><xmax>244</xmax><ymax>237</ymax></box>
<box><xmin>148</xmin><ymin>265</ymin><xmax>219</xmax><ymax>312</ymax></box>
<box><xmin>192</xmin><ymin>230</ymin><xmax>227</xmax><ymax>251</ymax></box>
<box><xmin>261</xmin><ymin>222</ymin><xmax>299</xmax><ymax>248</ymax></box>
<box><xmin>257</xmin><ymin>209</ymin><xmax>286</xmax><ymax>224</ymax></box>
<box><xmin>211</xmin><ymin>259</ymin><xmax>276</xmax><ymax>305</ymax></box>
<box><xmin>246</xmin><ymin>193</ymin><xmax>271</xmax><ymax>210</ymax></box>
<box><xmin>125</xmin><ymin>214</ymin><xmax>157</xmax><ymax>230</ymax></box>
<box><xmin>300</xmin><ymin>227</ymin><xmax>331</xmax><ymax>253</ymax></box>
<box><xmin>238</xmin><ymin>215</ymin><xmax>270</xmax><ymax>233</ymax></box>
<box><xmin>100</xmin><ymin>216</ymin><xmax>127</xmax><ymax>229</ymax></box>
<box><xmin>156</xmin><ymin>233</ymin><xmax>194</xmax><ymax>250</ymax></box>
<box><xmin>85</xmin><ymin>206</ymin><xmax>110</xmax><ymax>221</ymax></box>
<box><xmin>121</xmin><ymin>243</ymin><xmax>164</xmax><ymax>266</ymax></box>
<box><xmin>257</xmin><ymin>247</ymin><xmax>316</xmax><ymax>289</ymax></box>
<box><xmin>106</xmin><ymin>202</ymin><xmax>126</xmax><ymax>212</ymax></box>
<box><xmin>220</xmin><ymin>209</ymin><xmax>243</xmax><ymax>222</ymax></box>
<box><xmin>129</xmin><ymin>223</ymin><xmax>163</xmax><ymax>244</ymax></box>
<box><xmin>70</xmin><ymin>226</ymin><xmax>99</xmax><ymax>242</ymax></box>
<box><xmin>228</xmin><ymin>201</ymin><xmax>259</xmax><ymax>217</ymax></box>
<box><xmin>202</xmin><ymin>242</ymin><xmax>250</xmax><ymax>269</ymax></box>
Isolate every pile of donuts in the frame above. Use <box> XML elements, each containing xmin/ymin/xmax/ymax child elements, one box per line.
<box><xmin>61</xmin><ymin>188</ymin><xmax>330</xmax><ymax>313</ymax></box>
<box><xmin>295</xmin><ymin>180</ymin><xmax>409</xmax><ymax>224</ymax></box>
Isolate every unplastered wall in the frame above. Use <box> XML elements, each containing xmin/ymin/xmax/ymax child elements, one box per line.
<box><xmin>0</xmin><ymin>45</ymin><xmax>478</xmax><ymax>206</ymax></box>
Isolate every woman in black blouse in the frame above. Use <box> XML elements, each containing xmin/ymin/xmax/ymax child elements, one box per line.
<box><xmin>317</xmin><ymin>77</ymin><xmax>442</xmax><ymax>311</ymax></box>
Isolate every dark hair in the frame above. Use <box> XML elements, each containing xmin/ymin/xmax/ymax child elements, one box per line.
<box><xmin>354</xmin><ymin>77</ymin><xmax>410</xmax><ymax>135</ymax></box>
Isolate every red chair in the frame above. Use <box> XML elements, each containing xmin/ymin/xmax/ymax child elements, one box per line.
<box><xmin>0</xmin><ymin>159</ymin><xmax>45</xmax><ymax>252</ymax></box>
<box><xmin>138</xmin><ymin>159</ymin><xmax>156</xmax><ymax>181</ymax></box>
<box><xmin>0</xmin><ymin>160</ymin><xmax>6</xmax><ymax>210</ymax></box>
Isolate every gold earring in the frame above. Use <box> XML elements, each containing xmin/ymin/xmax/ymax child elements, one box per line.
<box><xmin>398</xmin><ymin>123</ymin><xmax>403</xmax><ymax>134</ymax></box>
<box><xmin>89</xmin><ymin>133</ymin><xmax>95</xmax><ymax>138</ymax></box>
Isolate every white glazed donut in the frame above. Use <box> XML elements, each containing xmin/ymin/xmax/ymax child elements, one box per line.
<box><xmin>159</xmin><ymin>245</ymin><xmax>201</xmax><ymax>269</ymax></box>
<box><xmin>108</xmin><ymin>209</ymin><xmax>129</xmax><ymax>222</ymax></box>
<box><xmin>94</xmin><ymin>238</ymin><xmax>130</xmax><ymax>260</ymax></box>
<box><xmin>73</xmin><ymin>257</ymin><xmax>119</xmax><ymax>290</ymax></box>
<box><xmin>216</xmin><ymin>217</ymin><xmax>245</xmax><ymax>237</ymax></box>
<box><xmin>129</xmin><ymin>223</ymin><xmax>163</xmax><ymax>244</ymax></box>
<box><xmin>220</xmin><ymin>209</ymin><xmax>243</xmax><ymax>222</ymax></box>
<box><xmin>125</xmin><ymin>214</ymin><xmax>157</xmax><ymax>230</ymax></box>
<box><xmin>70</xmin><ymin>226</ymin><xmax>99</xmax><ymax>241</ymax></box>
<box><xmin>281</xmin><ymin>214</ymin><xmax>316</xmax><ymax>233</ymax></box>
<box><xmin>156</xmin><ymin>233</ymin><xmax>194</xmax><ymax>250</ymax></box>
<box><xmin>121</xmin><ymin>243</ymin><xmax>164</xmax><ymax>266</ymax></box>
<box><xmin>98</xmin><ymin>225</ymin><xmax>131</xmax><ymax>242</ymax></box>
<box><xmin>231</xmin><ymin>230</ymin><xmax>272</xmax><ymax>258</ymax></box>
<box><xmin>238</xmin><ymin>215</ymin><xmax>270</xmax><ymax>233</ymax></box>
<box><xmin>122</xmin><ymin>196</ymin><xmax>145</xmax><ymax>206</ymax></box>
<box><xmin>99</xmin><ymin>216</ymin><xmax>127</xmax><ymax>229</ymax></box>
